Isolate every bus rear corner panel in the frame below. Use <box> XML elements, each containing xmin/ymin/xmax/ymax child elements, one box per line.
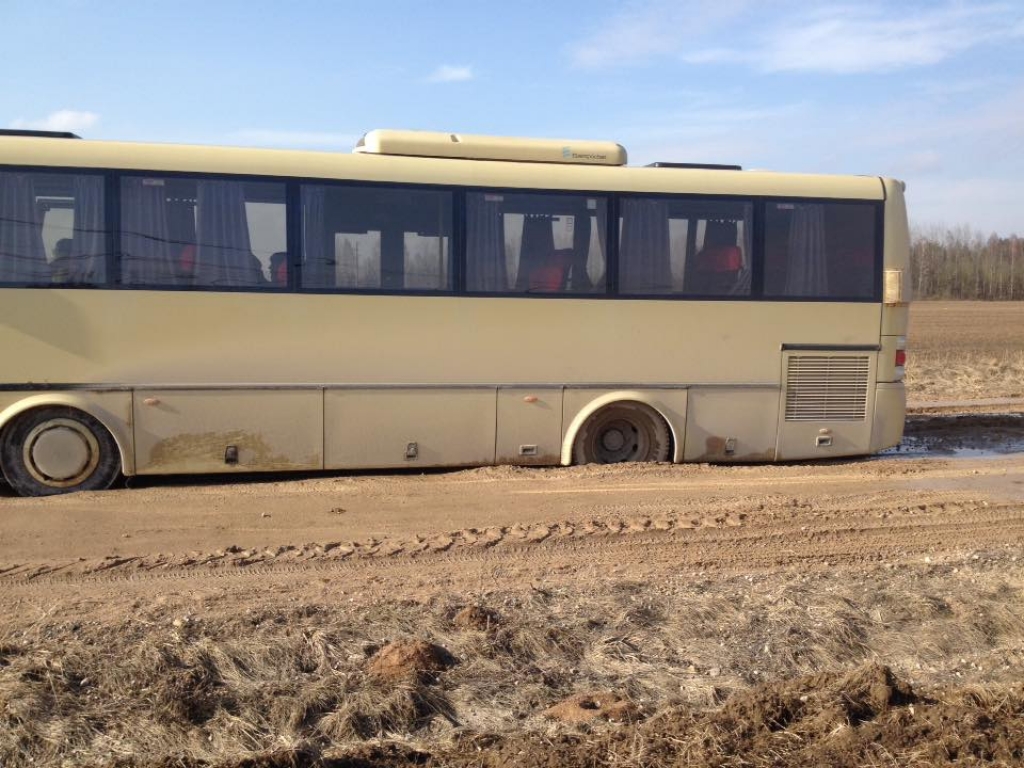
<box><xmin>774</xmin><ymin>350</ymin><xmax>882</xmax><ymax>461</ymax></box>
<box><xmin>870</xmin><ymin>383</ymin><xmax>906</xmax><ymax>453</ymax></box>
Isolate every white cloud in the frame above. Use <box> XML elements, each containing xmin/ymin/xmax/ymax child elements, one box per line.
<box><xmin>569</xmin><ymin>1</ymin><xmax>749</xmax><ymax>68</ymax></box>
<box><xmin>226</xmin><ymin>130</ymin><xmax>360</xmax><ymax>149</ymax></box>
<box><xmin>9</xmin><ymin>109</ymin><xmax>99</xmax><ymax>133</ymax></box>
<box><xmin>747</xmin><ymin>4</ymin><xmax>1018</xmax><ymax>74</ymax></box>
<box><xmin>426</xmin><ymin>65</ymin><xmax>474</xmax><ymax>83</ymax></box>
<box><xmin>571</xmin><ymin>2</ymin><xmax>1023</xmax><ymax>74</ymax></box>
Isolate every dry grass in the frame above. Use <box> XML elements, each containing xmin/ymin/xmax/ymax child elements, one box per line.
<box><xmin>906</xmin><ymin>350</ymin><xmax>1024</xmax><ymax>402</ymax></box>
<box><xmin>907</xmin><ymin>301</ymin><xmax>1024</xmax><ymax>402</ymax></box>
<box><xmin>2</xmin><ymin>551</ymin><xmax>1023</xmax><ymax>767</ymax></box>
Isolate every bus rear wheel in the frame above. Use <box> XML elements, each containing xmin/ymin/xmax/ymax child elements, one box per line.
<box><xmin>1</xmin><ymin>407</ymin><xmax>121</xmax><ymax>496</ymax></box>
<box><xmin>574</xmin><ymin>402</ymin><xmax>671</xmax><ymax>464</ymax></box>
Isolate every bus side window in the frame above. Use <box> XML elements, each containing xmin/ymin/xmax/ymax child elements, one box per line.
<box><xmin>121</xmin><ymin>176</ymin><xmax>284</xmax><ymax>290</ymax></box>
<box><xmin>620</xmin><ymin>198</ymin><xmax>751</xmax><ymax>297</ymax></box>
<box><xmin>302</xmin><ymin>184</ymin><xmax>452</xmax><ymax>292</ymax></box>
<box><xmin>0</xmin><ymin>171</ymin><xmax>107</xmax><ymax>286</ymax></box>
<box><xmin>466</xmin><ymin>192</ymin><xmax>607</xmax><ymax>295</ymax></box>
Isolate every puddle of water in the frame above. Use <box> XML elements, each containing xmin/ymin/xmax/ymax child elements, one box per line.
<box><xmin>882</xmin><ymin>442</ymin><xmax>1024</xmax><ymax>459</ymax></box>
<box><xmin>881</xmin><ymin>413</ymin><xmax>1024</xmax><ymax>459</ymax></box>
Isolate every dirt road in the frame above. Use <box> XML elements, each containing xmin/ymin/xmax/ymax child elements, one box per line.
<box><xmin>1</xmin><ymin>434</ymin><xmax>1023</xmax><ymax>581</ymax></box>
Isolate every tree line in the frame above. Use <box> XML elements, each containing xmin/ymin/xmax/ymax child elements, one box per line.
<box><xmin>911</xmin><ymin>226</ymin><xmax>1024</xmax><ymax>300</ymax></box>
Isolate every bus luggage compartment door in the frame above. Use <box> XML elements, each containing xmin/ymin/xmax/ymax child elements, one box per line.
<box><xmin>775</xmin><ymin>349</ymin><xmax>877</xmax><ymax>460</ymax></box>
<box><xmin>323</xmin><ymin>387</ymin><xmax>496</xmax><ymax>469</ymax></box>
<box><xmin>496</xmin><ymin>387</ymin><xmax>564</xmax><ymax>466</ymax></box>
<box><xmin>133</xmin><ymin>389</ymin><xmax>323</xmax><ymax>474</ymax></box>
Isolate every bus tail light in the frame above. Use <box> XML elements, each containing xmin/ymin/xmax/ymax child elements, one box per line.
<box><xmin>895</xmin><ymin>349</ymin><xmax>906</xmax><ymax>367</ymax></box>
<box><xmin>894</xmin><ymin>338</ymin><xmax>906</xmax><ymax>381</ymax></box>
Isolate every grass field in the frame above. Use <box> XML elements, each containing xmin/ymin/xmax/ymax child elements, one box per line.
<box><xmin>907</xmin><ymin>301</ymin><xmax>1024</xmax><ymax>402</ymax></box>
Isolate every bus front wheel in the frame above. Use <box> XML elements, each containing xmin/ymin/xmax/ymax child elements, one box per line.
<box><xmin>1</xmin><ymin>407</ymin><xmax>121</xmax><ymax>496</ymax></box>
<box><xmin>573</xmin><ymin>402</ymin><xmax>671</xmax><ymax>464</ymax></box>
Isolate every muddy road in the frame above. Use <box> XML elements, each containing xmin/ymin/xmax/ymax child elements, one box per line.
<box><xmin>1</xmin><ymin>415</ymin><xmax>1022</xmax><ymax>579</ymax></box>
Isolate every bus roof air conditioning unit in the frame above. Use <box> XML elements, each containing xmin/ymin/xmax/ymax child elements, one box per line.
<box><xmin>354</xmin><ymin>129</ymin><xmax>627</xmax><ymax>166</ymax></box>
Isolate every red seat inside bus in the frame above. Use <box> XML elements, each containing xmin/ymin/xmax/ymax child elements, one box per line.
<box><xmin>691</xmin><ymin>220</ymin><xmax>742</xmax><ymax>294</ymax></box>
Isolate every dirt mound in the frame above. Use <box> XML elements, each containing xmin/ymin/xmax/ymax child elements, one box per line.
<box><xmin>703</xmin><ymin>663</ymin><xmax>915</xmax><ymax>747</ymax></box>
<box><xmin>365</xmin><ymin>640</ymin><xmax>455</xmax><ymax>682</ymax></box>
<box><xmin>434</xmin><ymin>664</ymin><xmax>1024</xmax><ymax>767</ymax></box>
<box><xmin>543</xmin><ymin>691</ymin><xmax>641</xmax><ymax>724</ymax></box>
<box><xmin>452</xmin><ymin>605</ymin><xmax>501</xmax><ymax>631</ymax></box>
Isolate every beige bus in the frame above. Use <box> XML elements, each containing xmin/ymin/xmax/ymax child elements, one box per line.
<box><xmin>0</xmin><ymin>128</ymin><xmax>909</xmax><ymax>496</ymax></box>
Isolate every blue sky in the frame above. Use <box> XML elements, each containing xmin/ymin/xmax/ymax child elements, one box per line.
<box><xmin>3</xmin><ymin>0</ymin><xmax>1023</xmax><ymax>235</ymax></box>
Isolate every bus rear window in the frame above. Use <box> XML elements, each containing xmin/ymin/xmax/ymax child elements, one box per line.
<box><xmin>763</xmin><ymin>201</ymin><xmax>878</xmax><ymax>300</ymax></box>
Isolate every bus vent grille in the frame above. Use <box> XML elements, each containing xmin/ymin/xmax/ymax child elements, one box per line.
<box><xmin>785</xmin><ymin>355</ymin><xmax>870</xmax><ymax>421</ymax></box>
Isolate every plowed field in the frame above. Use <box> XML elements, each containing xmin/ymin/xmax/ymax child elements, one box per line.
<box><xmin>2</xmin><ymin>301</ymin><xmax>1023</xmax><ymax>767</ymax></box>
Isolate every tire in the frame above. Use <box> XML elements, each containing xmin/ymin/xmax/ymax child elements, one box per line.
<box><xmin>0</xmin><ymin>407</ymin><xmax>121</xmax><ymax>496</ymax></box>
<box><xmin>573</xmin><ymin>402</ymin><xmax>671</xmax><ymax>464</ymax></box>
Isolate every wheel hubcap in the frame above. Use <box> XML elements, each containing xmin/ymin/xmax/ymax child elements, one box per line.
<box><xmin>22</xmin><ymin>418</ymin><xmax>100</xmax><ymax>487</ymax></box>
<box><xmin>601</xmin><ymin>429</ymin><xmax>626</xmax><ymax>452</ymax></box>
<box><xmin>595</xmin><ymin>419</ymin><xmax>641</xmax><ymax>462</ymax></box>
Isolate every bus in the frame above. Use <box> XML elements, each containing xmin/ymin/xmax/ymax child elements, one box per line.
<box><xmin>0</xmin><ymin>128</ymin><xmax>909</xmax><ymax>496</ymax></box>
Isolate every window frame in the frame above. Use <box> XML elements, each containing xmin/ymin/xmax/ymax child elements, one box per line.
<box><xmin>115</xmin><ymin>170</ymin><xmax>290</xmax><ymax>292</ymax></box>
<box><xmin>760</xmin><ymin>197</ymin><xmax>884</xmax><ymax>303</ymax></box>
<box><xmin>615</xmin><ymin>191</ymin><xmax>756</xmax><ymax>300</ymax></box>
<box><xmin>462</xmin><ymin>187</ymin><xmax>613</xmax><ymax>298</ymax></box>
<box><xmin>297</xmin><ymin>178</ymin><xmax>457</xmax><ymax>296</ymax></box>
<box><xmin>0</xmin><ymin>166</ymin><xmax>113</xmax><ymax>289</ymax></box>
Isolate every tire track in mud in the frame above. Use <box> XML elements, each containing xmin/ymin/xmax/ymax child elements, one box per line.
<box><xmin>2</xmin><ymin>496</ymin><xmax>1022</xmax><ymax>593</ymax></box>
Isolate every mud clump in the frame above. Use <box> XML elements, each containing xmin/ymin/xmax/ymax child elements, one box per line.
<box><xmin>544</xmin><ymin>691</ymin><xmax>642</xmax><ymax>724</ymax></box>
<box><xmin>452</xmin><ymin>605</ymin><xmax>502</xmax><ymax>632</ymax></box>
<box><xmin>365</xmin><ymin>640</ymin><xmax>456</xmax><ymax>683</ymax></box>
<box><xmin>706</xmin><ymin>662</ymin><xmax>916</xmax><ymax>748</ymax></box>
<box><xmin>434</xmin><ymin>664</ymin><xmax>1024</xmax><ymax>767</ymax></box>
<box><xmin>627</xmin><ymin>663</ymin><xmax>1024</xmax><ymax>767</ymax></box>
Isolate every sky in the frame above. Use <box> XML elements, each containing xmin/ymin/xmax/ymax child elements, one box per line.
<box><xmin>2</xmin><ymin>0</ymin><xmax>1023</xmax><ymax>235</ymax></box>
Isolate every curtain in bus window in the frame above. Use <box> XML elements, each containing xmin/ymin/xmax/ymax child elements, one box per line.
<box><xmin>620</xmin><ymin>198</ymin><xmax>671</xmax><ymax>293</ymax></box>
<box><xmin>784</xmin><ymin>204</ymin><xmax>828</xmax><ymax>297</ymax></box>
<box><xmin>0</xmin><ymin>173</ymin><xmax>48</xmax><ymax>283</ymax></box>
<box><xmin>121</xmin><ymin>177</ymin><xmax>175</xmax><ymax>285</ymax></box>
<box><xmin>592</xmin><ymin>202</ymin><xmax>608</xmax><ymax>288</ymax></box>
<box><xmin>466</xmin><ymin>194</ymin><xmax>507</xmax><ymax>291</ymax></box>
<box><xmin>516</xmin><ymin>214</ymin><xmax>557</xmax><ymax>291</ymax></box>
<box><xmin>569</xmin><ymin>204</ymin><xmax>595</xmax><ymax>291</ymax></box>
<box><xmin>70</xmin><ymin>175</ymin><xmax>105</xmax><ymax>283</ymax></box>
<box><xmin>194</xmin><ymin>180</ymin><xmax>260</xmax><ymax>287</ymax></box>
<box><xmin>301</xmin><ymin>186</ymin><xmax>330</xmax><ymax>289</ymax></box>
